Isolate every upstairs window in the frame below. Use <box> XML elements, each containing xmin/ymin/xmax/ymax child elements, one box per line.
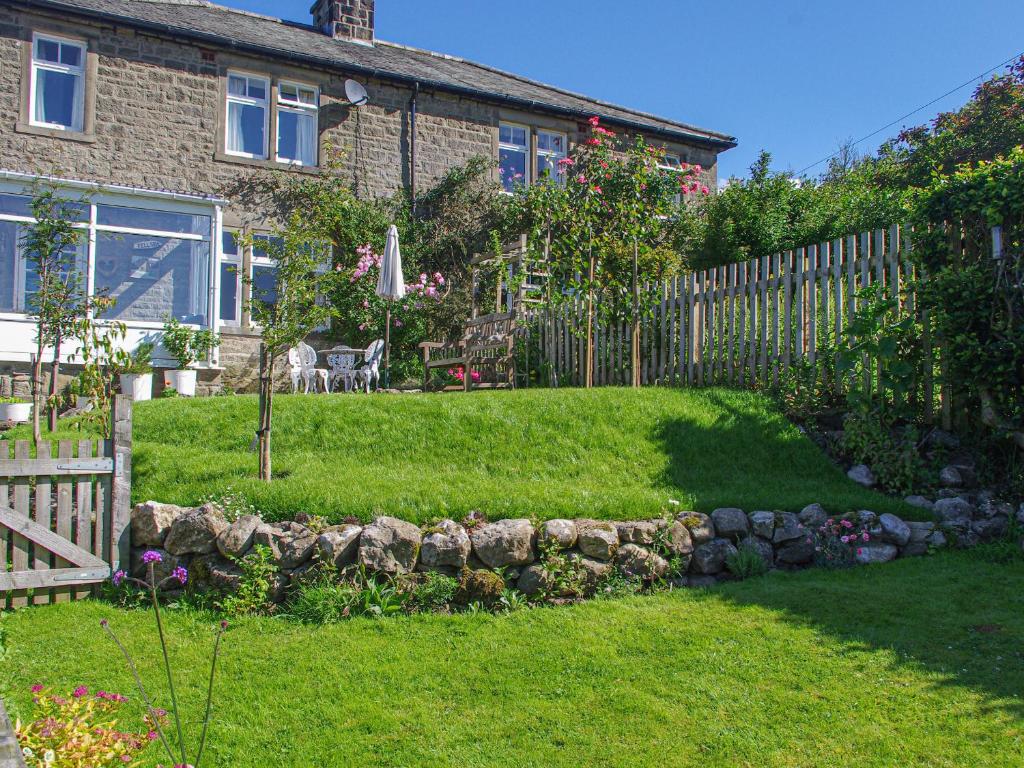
<box><xmin>30</xmin><ymin>33</ymin><xmax>86</xmax><ymax>131</ymax></box>
<box><xmin>277</xmin><ymin>82</ymin><xmax>319</xmax><ymax>166</ymax></box>
<box><xmin>659</xmin><ymin>153</ymin><xmax>684</xmax><ymax>205</ymax></box>
<box><xmin>498</xmin><ymin>122</ymin><xmax>529</xmax><ymax>192</ymax></box>
<box><xmin>536</xmin><ymin>130</ymin><xmax>566</xmax><ymax>185</ymax></box>
<box><xmin>225</xmin><ymin>73</ymin><xmax>269</xmax><ymax>159</ymax></box>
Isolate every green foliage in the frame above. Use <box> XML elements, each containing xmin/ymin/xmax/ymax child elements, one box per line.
<box><xmin>535</xmin><ymin>538</ymin><xmax>587</xmax><ymax>600</ymax></box>
<box><xmin>219</xmin><ymin>545</ymin><xmax>278</xmax><ymax>617</ymax></box>
<box><xmin>286</xmin><ymin>568</ymin><xmax>355</xmax><ymax>624</ymax></box>
<box><xmin>161</xmin><ymin>317</ymin><xmax>220</xmax><ymax>369</ymax></box>
<box><xmin>69</xmin><ymin>306</ymin><xmax>130</xmax><ymax>438</ymax></box>
<box><xmin>407</xmin><ymin>572</ymin><xmax>459</xmax><ymax>611</ymax></box>
<box><xmin>840</xmin><ymin>413</ymin><xmax>924</xmax><ymax>496</ymax></box>
<box><xmin>725</xmin><ymin>544</ymin><xmax>769</xmax><ymax>580</ymax></box>
<box><xmin>118</xmin><ymin>341</ymin><xmax>154</xmax><ymax>375</ymax></box>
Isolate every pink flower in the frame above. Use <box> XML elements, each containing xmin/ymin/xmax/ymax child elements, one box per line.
<box><xmin>861</xmin><ymin>532</ymin><xmax>870</xmax><ymax>541</ymax></box>
<box><xmin>73</xmin><ymin>685</ymin><xmax>88</xmax><ymax>698</ymax></box>
<box><xmin>701</xmin><ymin>185</ymin><xmax>710</xmax><ymax>195</ymax></box>
<box><xmin>576</xmin><ymin>174</ymin><xmax>587</xmax><ymax>184</ymax></box>
<box><xmin>856</xmin><ymin>548</ymin><xmax>864</xmax><ymax>556</ymax></box>
<box><xmin>557</xmin><ymin>157</ymin><xmax>575</xmax><ymax>168</ymax></box>
<box><xmin>358</xmin><ymin>323</ymin><xmax>366</xmax><ymax>331</ymax></box>
<box><xmin>393</xmin><ymin>319</ymin><xmax>403</xmax><ymax>328</ymax></box>
<box><xmin>362</xmin><ymin>299</ymin><xmax>369</xmax><ymax>308</ymax></box>
<box><xmin>171</xmin><ymin>566</ymin><xmax>188</xmax><ymax>585</ymax></box>
<box><xmin>31</xmin><ymin>684</ymin><xmax>44</xmax><ymax>693</ymax></box>
<box><xmin>111</xmin><ymin>569</ymin><xmax>126</xmax><ymax>586</ymax></box>
<box><xmin>148</xmin><ymin>731</ymin><xmax>158</xmax><ymax>741</ymax></box>
<box><xmin>588</xmin><ymin>115</ymin><xmax>600</xmax><ymax>127</ymax></box>
<box><xmin>592</xmin><ymin>185</ymin><xmax>602</xmax><ymax>194</ymax></box>
<box><xmin>142</xmin><ymin>550</ymin><xmax>162</xmax><ymax>564</ymax></box>
<box><xmin>841</xmin><ymin>519</ymin><xmax>853</xmax><ymax>529</ymax></box>
<box><xmin>840</xmin><ymin>535</ymin><xmax>849</xmax><ymax>544</ymax></box>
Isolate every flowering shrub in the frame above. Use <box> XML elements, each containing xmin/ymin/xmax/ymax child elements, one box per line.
<box><xmin>15</xmin><ymin>685</ymin><xmax>163</xmax><ymax>767</ymax></box>
<box><xmin>447</xmin><ymin>366</ymin><xmax>481</xmax><ymax>385</ymax></box>
<box><xmin>812</xmin><ymin>516</ymin><xmax>872</xmax><ymax>568</ymax></box>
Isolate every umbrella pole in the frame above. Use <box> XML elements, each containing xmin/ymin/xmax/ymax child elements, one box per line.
<box><xmin>383</xmin><ymin>300</ymin><xmax>391</xmax><ymax>390</ymax></box>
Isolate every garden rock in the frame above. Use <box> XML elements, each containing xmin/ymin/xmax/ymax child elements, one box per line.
<box><xmin>771</xmin><ymin>512</ymin><xmax>804</xmax><ymax>544</ymax></box>
<box><xmin>255</xmin><ymin>521</ymin><xmax>318</xmax><ymax>570</ymax></box>
<box><xmin>978</xmin><ymin>498</ymin><xmax>1014</xmax><ymax>519</ymax></box>
<box><xmin>857</xmin><ymin>510</ymin><xmax>878</xmax><ymax>527</ymax></box>
<box><xmin>904</xmin><ymin>495</ymin><xmax>934</xmax><ymax>511</ymax></box>
<box><xmin>216</xmin><ymin>514</ymin><xmax>261</xmax><ymax>559</ymax></box>
<box><xmin>710</xmin><ymin>508</ymin><xmax>749</xmax><ymax>540</ymax></box>
<box><xmin>855</xmin><ymin>543</ymin><xmax>898</xmax><ymax>565</ymax></box>
<box><xmin>164</xmin><ymin>505</ymin><xmax>228</xmax><ymax>556</ymax></box>
<box><xmin>903</xmin><ymin>521</ymin><xmax>936</xmax><ymax>557</ymax></box>
<box><xmin>191</xmin><ymin>554</ymin><xmax>242</xmax><ymax>592</ymax></box>
<box><xmin>749</xmin><ymin>511</ymin><xmax>775</xmax><ymax>539</ymax></box>
<box><xmin>739</xmin><ymin>536</ymin><xmax>774</xmax><ymax>567</ymax></box>
<box><xmin>539</xmin><ymin>519</ymin><xmax>577</xmax><ymax>550</ymax></box>
<box><xmin>454</xmin><ymin>568</ymin><xmax>505</xmax><ymax>606</ymax></box>
<box><xmin>972</xmin><ymin>516</ymin><xmax>1008</xmax><ymax>541</ymax></box>
<box><xmin>847</xmin><ymin>464</ymin><xmax>876</xmax><ymax>487</ymax></box>
<box><xmin>576</xmin><ymin>520</ymin><xmax>619</xmax><ymax>560</ymax></box>
<box><xmin>876</xmin><ymin>513</ymin><xmax>911</xmax><ymax>547</ymax></box>
<box><xmin>616</xmin><ymin>543</ymin><xmax>668</xmax><ymax>580</ymax></box>
<box><xmin>661</xmin><ymin>520</ymin><xmax>693</xmax><ymax>556</ymax></box>
<box><xmin>616</xmin><ymin>521</ymin><xmax>658</xmax><ymax>545</ymax></box>
<box><xmin>573</xmin><ymin>555</ymin><xmax>612</xmax><ymax>587</ymax></box>
<box><xmin>420</xmin><ymin>520</ymin><xmax>471</xmax><ymax>569</ymax></box>
<box><xmin>316</xmin><ymin>524</ymin><xmax>362</xmax><ymax>568</ymax></box>
<box><xmin>516</xmin><ymin>564</ymin><xmax>551</xmax><ymax>596</ymax></box>
<box><xmin>775</xmin><ymin>538</ymin><xmax>815</xmax><ymax>565</ymax></box>
<box><xmin>939</xmin><ymin>465</ymin><xmax>963</xmax><ymax>487</ymax></box>
<box><xmin>131</xmin><ymin>501</ymin><xmax>186</xmax><ymax>547</ymax></box>
<box><xmin>358</xmin><ymin>516</ymin><xmax>421</xmax><ymax>574</ymax></box>
<box><xmin>687</xmin><ymin>575</ymin><xmax>718</xmax><ymax>588</ymax></box>
<box><xmin>933</xmin><ymin>497</ymin><xmax>974</xmax><ymax>530</ymax></box>
<box><xmin>691</xmin><ymin>538</ymin><xmax>737</xmax><ymax>575</ymax></box>
<box><xmin>798</xmin><ymin>503</ymin><xmax>828</xmax><ymax>529</ymax></box>
<box><xmin>470</xmin><ymin>518</ymin><xmax>535</xmax><ymax>568</ymax></box>
<box><xmin>129</xmin><ymin>547</ymin><xmax>187</xmax><ymax>583</ymax></box>
<box><xmin>678</xmin><ymin>512</ymin><xmax>715</xmax><ymax>545</ymax></box>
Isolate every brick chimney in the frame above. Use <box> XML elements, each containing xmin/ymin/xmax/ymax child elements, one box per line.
<box><xmin>311</xmin><ymin>0</ymin><xmax>375</xmax><ymax>43</ymax></box>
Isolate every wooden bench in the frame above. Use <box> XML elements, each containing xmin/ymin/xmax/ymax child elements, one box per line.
<box><xmin>420</xmin><ymin>311</ymin><xmax>517</xmax><ymax>391</ymax></box>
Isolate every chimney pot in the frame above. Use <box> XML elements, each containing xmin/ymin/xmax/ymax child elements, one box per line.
<box><xmin>310</xmin><ymin>0</ymin><xmax>374</xmax><ymax>43</ymax></box>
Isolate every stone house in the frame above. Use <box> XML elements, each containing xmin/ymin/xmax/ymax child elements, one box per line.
<box><xmin>0</xmin><ymin>0</ymin><xmax>736</xmax><ymax>392</ymax></box>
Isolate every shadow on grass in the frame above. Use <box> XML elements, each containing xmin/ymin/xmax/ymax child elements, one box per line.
<box><xmin>701</xmin><ymin>549</ymin><xmax>1024</xmax><ymax>719</ymax></box>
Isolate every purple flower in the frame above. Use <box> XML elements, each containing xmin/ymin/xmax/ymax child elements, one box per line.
<box><xmin>72</xmin><ymin>685</ymin><xmax>88</xmax><ymax>698</ymax></box>
<box><xmin>171</xmin><ymin>566</ymin><xmax>188</xmax><ymax>585</ymax></box>
<box><xmin>142</xmin><ymin>550</ymin><xmax>163</xmax><ymax>565</ymax></box>
<box><xmin>111</xmin><ymin>569</ymin><xmax>127</xmax><ymax>586</ymax></box>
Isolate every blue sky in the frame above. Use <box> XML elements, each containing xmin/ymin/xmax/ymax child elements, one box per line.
<box><xmin>216</xmin><ymin>0</ymin><xmax>1023</xmax><ymax>181</ymax></box>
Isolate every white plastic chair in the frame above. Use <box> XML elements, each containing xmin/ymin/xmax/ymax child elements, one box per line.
<box><xmin>288</xmin><ymin>342</ymin><xmax>329</xmax><ymax>393</ymax></box>
<box><xmin>355</xmin><ymin>339</ymin><xmax>384</xmax><ymax>393</ymax></box>
<box><xmin>327</xmin><ymin>352</ymin><xmax>357</xmax><ymax>393</ymax></box>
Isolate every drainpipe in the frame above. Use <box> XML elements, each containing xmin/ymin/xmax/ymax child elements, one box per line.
<box><xmin>410</xmin><ymin>81</ymin><xmax>419</xmax><ymax>215</ymax></box>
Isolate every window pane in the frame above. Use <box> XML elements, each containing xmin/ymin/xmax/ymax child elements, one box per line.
<box><xmin>277</xmin><ymin>111</ymin><xmax>316</xmax><ymax>165</ymax></box>
<box><xmin>499</xmin><ymin>124</ymin><xmax>511</xmax><ymax>144</ymax></box>
<box><xmin>247</xmin><ymin>78</ymin><xmax>266</xmax><ymax>100</ymax></box>
<box><xmin>35</xmin><ymin>38</ymin><xmax>60</xmax><ymax>63</ymax></box>
<box><xmin>227</xmin><ymin>101</ymin><xmax>266</xmax><ymax>157</ymax></box>
<box><xmin>97</xmin><ymin>205</ymin><xmax>210</xmax><ymax>236</ymax></box>
<box><xmin>219</xmin><ymin>262</ymin><xmax>238</xmax><ymax>322</ymax></box>
<box><xmin>511</xmin><ymin>127</ymin><xmax>527</xmax><ymax>146</ymax></box>
<box><xmin>222</xmin><ymin>230</ymin><xmax>238</xmax><ymax>256</ymax></box>
<box><xmin>279</xmin><ymin>83</ymin><xmax>298</xmax><ymax>101</ymax></box>
<box><xmin>94</xmin><ymin>232</ymin><xmax>210</xmax><ymax>324</ymax></box>
<box><xmin>35</xmin><ymin>69</ymin><xmax>80</xmax><ymax>128</ymax></box>
<box><xmin>499</xmin><ymin>148</ymin><xmax>527</xmax><ymax>192</ymax></box>
<box><xmin>228</xmin><ymin>75</ymin><xmax>247</xmax><ymax>96</ymax></box>
<box><xmin>60</xmin><ymin>43</ymin><xmax>82</xmax><ymax>67</ymax></box>
<box><xmin>22</xmin><ymin>241</ymin><xmax>87</xmax><ymax>314</ymax></box>
<box><xmin>0</xmin><ymin>193</ymin><xmax>33</xmax><ymax>217</ymax></box>
<box><xmin>0</xmin><ymin>221</ymin><xmax>19</xmax><ymax>311</ymax></box>
<box><xmin>537</xmin><ymin>153</ymin><xmax>561</xmax><ymax>184</ymax></box>
<box><xmin>252</xmin><ymin>264</ymin><xmax>277</xmax><ymax>306</ymax></box>
<box><xmin>253</xmin><ymin>234</ymin><xmax>283</xmax><ymax>259</ymax></box>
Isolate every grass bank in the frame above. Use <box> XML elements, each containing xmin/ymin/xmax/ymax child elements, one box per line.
<box><xmin>3</xmin><ymin>551</ymin><xmax>1023</xmax><ymax>767</ymax></box>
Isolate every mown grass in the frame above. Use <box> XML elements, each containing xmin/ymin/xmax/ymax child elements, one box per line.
<box><xmin>3</xmin><ymin>387</ymin><xmax>915</xmax><ymax>523</ymax></box>
<box><xmin>3</xmin><ymin>550</ymin><xmax>1023</xmax><ymax>767</ymax></box>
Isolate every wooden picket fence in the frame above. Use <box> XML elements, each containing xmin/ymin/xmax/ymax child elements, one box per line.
<box><xmin>524</xmin><ymin>224</ymin><xmax>1005</xmax><ymax>428</ymax></box>
<box><xmin>0</xmin><ymin>396</ymin><xmax>132</xmax><ymax>609</ymax></box>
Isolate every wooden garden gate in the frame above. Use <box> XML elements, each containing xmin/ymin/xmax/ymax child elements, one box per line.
<box><xmin>0</xmin><ymin>396</ymin><xmax>132</xmax><ymax>608</ymax></box>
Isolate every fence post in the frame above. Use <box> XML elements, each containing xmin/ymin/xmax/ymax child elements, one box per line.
<box><xmin>109</xmin><ymin>395</ymin><xmax>132</xmax><ymax>573</ymax></box>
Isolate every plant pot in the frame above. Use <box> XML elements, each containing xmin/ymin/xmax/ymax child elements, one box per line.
<box><xmin>0</xmin><ymin>401</ymin><xmax>31</xmax><ymax>423</ymax></box>
<box><xmin>164</xmin><ymin>369</ymin><xmax>197</xmax><ymax>397</ymax></box>
<box><xmin>120</xmin><ymin>372</ymin><xmax>153</xmax><ymax>401</ymax></box>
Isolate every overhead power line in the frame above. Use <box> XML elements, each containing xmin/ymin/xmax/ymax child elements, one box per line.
<box><xmin>796</xmin><ymin>49</ymin><xmax>1024</xmax><ymax>177</ymax></box>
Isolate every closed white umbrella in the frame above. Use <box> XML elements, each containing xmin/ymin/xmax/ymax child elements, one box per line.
<box><xmin>375</xmin><ymin>225</ymin><xmax>406</xmax><ymax>388</ymax></box>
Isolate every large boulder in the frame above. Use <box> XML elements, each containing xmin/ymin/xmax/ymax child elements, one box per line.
<box><xmin>933</xmin><ymin>497</ymin><xmax>974</xmax><ymax>531</ymax></box>
<box><xmin>190</xmin><ymin>553</ymin><xmax>243</xmax><ymax>592</ymax></box>
<box><xmin>855</xmin><ymin>543</ymin><xmax>898</xmax><ymax>565</ymax></box>
<box><xmin>798</xmin><ymin>503</ymin><xmax>829</xmax><ymax>529</ymax></box>
<box><xmin>661</xmin><ymin>520</ymin><xmax>693</xmax><ymax>556</ymax></box>
<box><xmin>904</xmin><ymin>495</ymin><xmax>934</xmax><ymax>511</ymax></box>
<box><xmin>216</xmin><ymin>514</ymin><xmax>262</xmax><ymax>559</ymax></box>
<box><xmin>358</xmin><ymin>516</ymin><xmax>421</xmax><ymax>574</ymax></box>
<box><xmin>576</xmin><ymin>520</ymin><xmax>619</xmax><ymax>561</ymax></box>
<box><xmin>420</xmin><ymin>520</ymin><xmax>472</xmax><ymax>570</ymax></box>
<box><xmin>972</xmin><ymin>516</ymin><xmax>1008</xmax><ymax>541</ymax></box>
<box><xmin>875</xmin><ymin>513</ymin><xmax>911</xmax><ymax>547</ymax></box>
<box><xmin>538</xmin><ymin>519</ymin><xmax>577</xmax><ymax>550</ymax></box>
<box><xmin>775</xmin><ymin>538</ymin><xmax>815</xmax><ymax>565</ymax></box>
<box><xmin>254</xmin><ymin>521</ymin><xmax>318</xmax><ymax>570</ymax></box>
<box><xmin>678</xmin><ymin>512</ymin><xmax>715</xmax><ymax>545</ymax></box>
<box><xmin>616</xmin><ymin>543</ymin><xmax>669</xmax><ymax>580</ymax></box>
<box><xmin>572</xmin><ymin>554</ymin><xmax>613</xmax><ymax>590</ymax></box>
<box><xmin>316</xmin><ymin>524</ymin><xmax>362</xmax><ymax>568</ymax></box>
<box><xmin>939</xmin><ymin>465</ymin><xmax>963</xmax><ymax>487</ymax></box>
<box><xmin>453</xmin><ymin>568</ymin><xmax>505</xmax><ymax>606</ymax></box>
<box><xmin>691</xmin><ymin>538</ymin><xmax>737</xmax><ymax>575</ymax></box>
<box><xmin>131</xmin><ymin>501</ymin><xmax>186</xmax><ymax>547</ymax></box>
<box><xmin>470</xmin><ymin>518</ymin><xmax>535</xmax><ymax>568</ymax></box>
<box><xmin>738</xmin><ymin>536</ymin><xmax>774</xmax><ymax>567</ymax></box>
<box><xmin>615</xmin><ymin>521</ymin><xmax>658</xmax><ymax>545</ymax></box>
<box><xmin>164</xmin><ymin>505</ymin><xmax>228</xmax><ymax>556</ymax></box>
<box><xmin>902</xmin><ymin>521</ymin><xmax>936</xmax><ymax>557</ymax></box>
<box><xmin>771</xmin><ymin>512</ymin><xmax>804</xmax><ymax>544</ymax></box>
<box><xmin>749</xmin><ymin>511</ymin><xmax>776</xmax><ymax>539</ymax></box>
<box><xmin>847</xmin><ymin>464</ymin><xmax>876</xmax><ymax>487</ymax></box>
<box><xmin>516</xmin><ymin>564</ymin><xmax>552</xmax><ymax>596</ymax></box>
<box><xmin>711</xmin><ymin>508</ymin><xmax>749</xmax><ymax>541</ymax></box>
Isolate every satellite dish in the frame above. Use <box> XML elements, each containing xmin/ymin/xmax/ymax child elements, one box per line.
<box><xmin>344</xmin><ymin>79</ymin><xmax>369</xmax><ymax>107</ymax></box>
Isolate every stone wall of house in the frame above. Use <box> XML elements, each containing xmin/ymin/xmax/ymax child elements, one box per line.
<box><xmin>126</xmin><ymin>497</ymin><xmax>1022</xmax><ymax>607</ymax></box>
<box><xmin>0</xmin><ymin>5</ymin><xmax>720</xmax><ymax>225</ymax></box>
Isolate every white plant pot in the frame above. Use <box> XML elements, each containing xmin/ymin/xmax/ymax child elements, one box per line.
<box><xmin>0</xmin><ymin>401</ymin><xmax>31</xmax><ymax>423</ymax></box>
<box><xmin>164</xmin><ymin>369</ymin><xmax>197</xmax><ymax>397</ymax></box>
<box><xmin>120</xmin><ymin>372</ymin><xmax>153</xmax><ymax>401</ymax></box>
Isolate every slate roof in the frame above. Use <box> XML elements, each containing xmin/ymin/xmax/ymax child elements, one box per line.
<box><xmin>13</xmin><ymin>0</ymin><xmax>737</xmax><ymax>150</ymax></box>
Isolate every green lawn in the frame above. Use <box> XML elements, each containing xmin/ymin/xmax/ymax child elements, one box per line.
<box><xmin>3</xmin><ymin>551</ymin><xmax>1023</xmax><ymax>767</ymax></box>
<box><xmin>4</xmin><ymin>387</ymin><xmax>914</xmax><ymax>523</ymax></box>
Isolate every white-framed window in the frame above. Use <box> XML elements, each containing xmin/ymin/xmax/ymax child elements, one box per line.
<box><xmin>225</xmin><ymin>72</ymin><xmax>270</xmax><ymax>159</ymax></box>
<box><xmin>659</xmin><ymin>153</ymin><xmax>684</xmax><ymax>205</ymax></box>
<box><xmin>276</xmin><ymin>82</ymin><xmax>319</xmax><ymax>166</ymax></box>
<box><xmin>219</xmin><ymin>229</ymin><xmax>241</xmax><ymax>325</ymax></box>
<box><xmin>536</xmin><ymin>130</ymin><xmax>566</xmax><ymax>185</ymax></box>
<box><xmin>251</xmin><ymin>234</ymin><xmax>282</xmax><ymax>308</ymax></box>
<box><xmin>29</xmin><ymin>33</ymin><xmax>86</xmax><ymax>132</ymax></box>
<box><xmin>498</xmin><ymin>122</ymin><xmax>529</xmax><ymax>193</ymax></box>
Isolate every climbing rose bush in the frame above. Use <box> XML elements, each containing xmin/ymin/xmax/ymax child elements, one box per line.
<box><xmin>15</xmin><ymin>685</ymin><xmax>164</xmax><ymax>768</ymax></box>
